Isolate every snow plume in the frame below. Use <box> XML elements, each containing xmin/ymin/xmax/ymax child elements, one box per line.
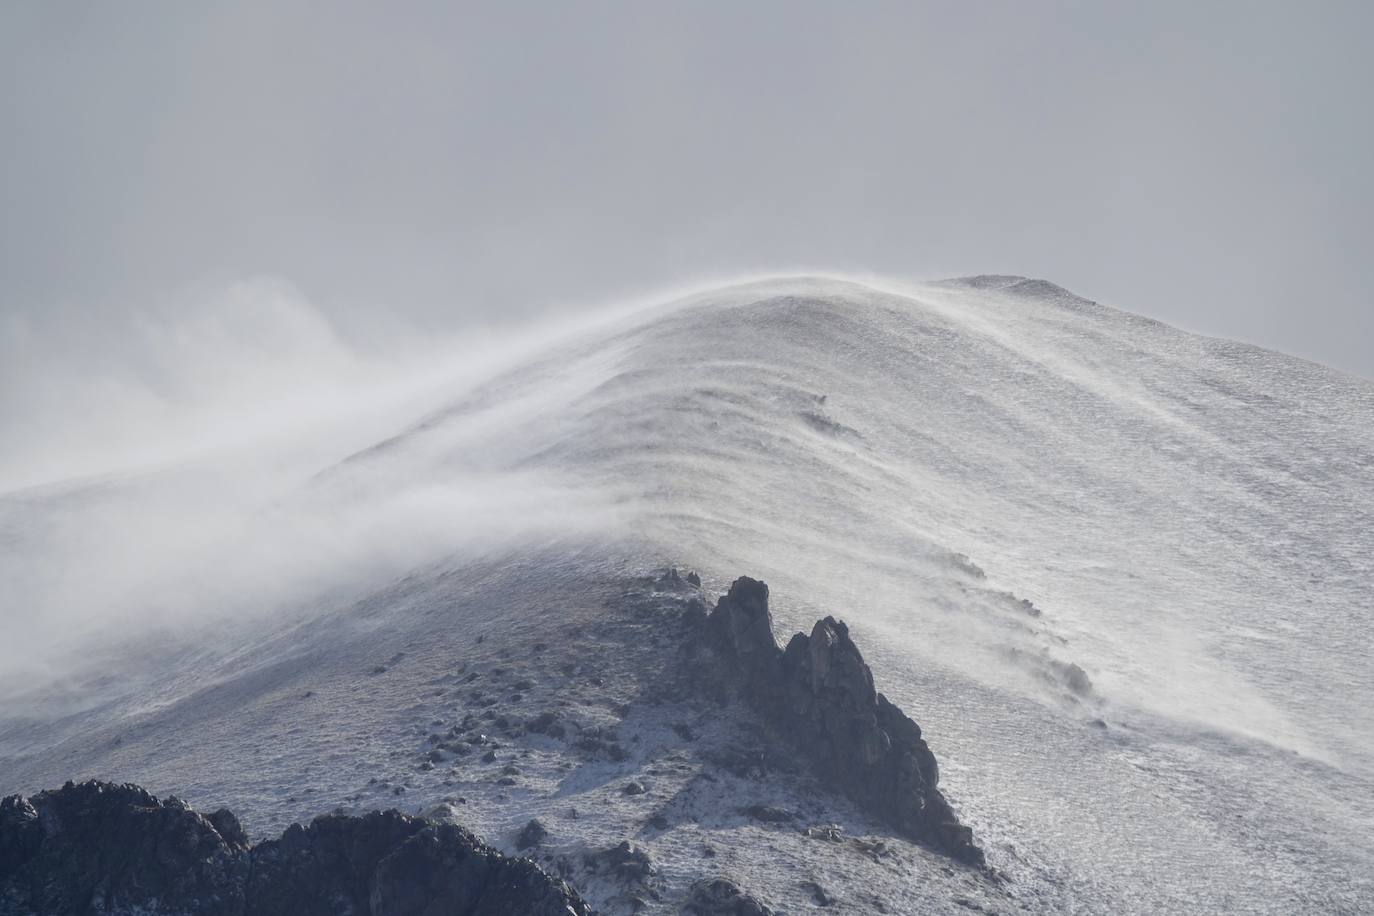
<box><xmin>2</xmin><ymin>277</ymin><xmax>487</xmax><ymax>489</ymax></box>
<box><xmin>0</xmin><ymin>278</ymin><xmax>631</xmax><ymax>683</ymax></box>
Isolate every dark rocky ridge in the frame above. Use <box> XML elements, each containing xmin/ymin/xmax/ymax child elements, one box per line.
<box><xmin>0</xmin><ymin>571</ymin><xmax>991</xmax><ymax>914</ymax></box>
<box><xmin>0</xmin><ymin>780</ymin><xmax>588</xmax><ymax>915</ymax></box>
<box><xmin>694</xmin><ymin>576</ymin><xmax>984</xmax><ymax>865</ymax></box>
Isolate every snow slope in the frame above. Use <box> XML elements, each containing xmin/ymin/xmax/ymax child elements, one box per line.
<box><xmin>2</xmin><ymin>276</ymin><xmax>1371</xmax><ymax>912</ymax></box>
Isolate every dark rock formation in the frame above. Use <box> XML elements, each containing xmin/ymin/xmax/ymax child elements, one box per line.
<box><xmin>699</xmin><ymin>577</ymin><xmax>984</xmax><ymax>865</ymax></box>
<box><xmin>0</xmin><ymin>781</ymin><xmax>248</xmax><ymax>915</ymax></box>
<box><xmin>0</xmin><ymin>780</ymin><xmax>589</xmax><ymax>916</ymax></box>
<box><xmin>516</xmin><ymin>818</ymin><xmax>548</xmax><ymax>850</ymax></box>
<box><xmin>583</xmin><ymin>840</ymin><xmax>655</xmax><ymax>886</ymax></box>
<box><xmin>683</xmin><ymin>876</ymin><xmax>774</xmax><ymax>915</ymax></box>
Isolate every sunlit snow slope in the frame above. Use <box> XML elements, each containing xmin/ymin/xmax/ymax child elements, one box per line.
<box><xmin>3</xmin><ymin>276</ymin><xmax>1372</xmax><ymax>912</ymax></box>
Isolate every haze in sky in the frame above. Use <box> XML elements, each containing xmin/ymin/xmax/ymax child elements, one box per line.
<box><xmin>2</xmin><ymin>1</ymin><xmax>1371</xmax><ymax>489</ymax></box>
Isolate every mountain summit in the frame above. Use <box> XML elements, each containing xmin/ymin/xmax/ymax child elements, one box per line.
<box><xmin>2</xmin><ymin>276</ymin><xmax>1371</xmax><ymax>913</ymax></box>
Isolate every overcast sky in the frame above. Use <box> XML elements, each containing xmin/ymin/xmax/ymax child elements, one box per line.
<box><xmin>3</xmin><ymin>1</ymin><xmax>1372</xmax><ymax>379</ymax></box>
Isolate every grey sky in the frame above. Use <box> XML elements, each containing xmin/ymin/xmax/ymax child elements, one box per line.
<box><xmin>3</xmin><ymin>1</ymin><xmax>1372</xmax><ymax>377</ymax></box>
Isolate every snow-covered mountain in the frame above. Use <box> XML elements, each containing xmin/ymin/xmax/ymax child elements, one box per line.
<box><xmin>2</xmin><ymin>276</ymin><xmax>1371</xmax><ymax>913</ymax></box>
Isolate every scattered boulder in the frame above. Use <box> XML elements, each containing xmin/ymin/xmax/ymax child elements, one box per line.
<box><xmin>516</xmin><ymin>818</ymin><xmax>548</xmax><ymax>850</ymax></box>
<box><xmin>659</xmin><ymin>567</ymin><xmax>693</xmax><ymax>591</ymax></box>
<box><xmin>802</xmin><ymin>823</ymin><xmax>845</xmax><ymax>843</ymax></box>
<box><xmin>574</xmin><ymin>729</ymin><xmax>630</xmax><ymax>762</ymax></box>
<box><xmin>697</xmin><ymin>577</ymin><xmax>984</xmax><ymax>865</ymax></box>
<box><xmin>527</xmin><ymin>711</ymin><xmax>567</xmax><ymax>740</ymax></box>
<box><xmin>1052</xmin><ymin>659</ymin><xmax>1093</xmax><ymax>697</ymax></box>
<box><xmin>683</xmin><ymin>876</ymin><xmax>775</xmax><ymax>915</ymax></box>
<box><xmin>584</xmin><ymin>840</ymin><xmax>655</xmax><ymax>886</ymax></box>
<box><xmin>0</xmin><ymin>780</ymin><xmax>589</xmax><ymax>916</ymax></box>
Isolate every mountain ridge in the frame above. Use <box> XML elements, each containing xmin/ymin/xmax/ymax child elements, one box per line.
<box><xmin>2</xmin><ymin>275</ymin><xmax>1371</xmax><ymax>912</ymax></box>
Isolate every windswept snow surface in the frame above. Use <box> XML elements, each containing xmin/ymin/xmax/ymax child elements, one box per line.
<box><xmin>2</xmin><ymin>276</ymin><xmax>1372</xmax><ymax>912</ymax></box>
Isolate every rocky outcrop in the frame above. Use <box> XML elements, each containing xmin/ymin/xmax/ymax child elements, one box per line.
<box><xmin>0</xmin><ymin>780</ymin><xmax>589</xmax><ymax>916</ymax></box>
<box><xmin>583</xmin><ymin>839</ymin><xmax>656</xmax><ymax>887</ymax></box>
<box><xmin>0</xmin><ymin>781</ymin><xmax>248</xmax><ymax>914</ymax></box>
<box><xmin>699</xmin><ymin>577</ymin><xmax>984</xmax><ymax>865</ymax></box>
<box><xmin>683</xmin><ymin>876</ymin><xmax>775</xmax><ymax>915</ymax></box>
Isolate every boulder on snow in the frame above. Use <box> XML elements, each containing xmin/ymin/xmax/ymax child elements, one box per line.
<box><xmin>516</xmin><ymin>818</ymin><xmax>548</xmax><ymax>850</ymax></box>
<box><xmin>683</xmin><ymin>876</ymin><xmax>775</xmax><ymax>915</ymax></box>
<box><xmin>584</xmin><ymin>839</ymin><xmax>656</xmax><ymax>886</ymax></box>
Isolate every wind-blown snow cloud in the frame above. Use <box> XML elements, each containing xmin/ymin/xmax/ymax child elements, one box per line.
<box><xmin>1</xmin><ymin>278</ymin><xmax>429</xmax><ymax>489</ymax></box>
<box><xmin>0</xmin><ymin>279</ymin><xmax>631</xmax><ymax>684</ymax></box>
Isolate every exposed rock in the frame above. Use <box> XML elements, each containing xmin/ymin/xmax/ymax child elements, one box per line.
<box><xmin>683</xmin><ymin>876</ymin><xmax>775</xmax><ymax>915</ymax></box>
<box><xmin>947</xmin><ymin>552</ymin><xmax>987</xmax><ymax>580</ymax></box>
<box><xmin>658</xmin><ymin>567</ymin><xmax>698</xmax><ymax>591</ymax></box>
<box><xmin>0</xmin><ymin>780</ymin><xmax>589</xmax><ymax>916</ymax></box>
<box><xmin>802</xmin><ymin>823</ymin><xmax>845</xmax><ymax>842</ymax></box>
<box><xmin>574</xmin><ymin>729</ymin><xmax>630</xmax><ymax>762</ymax></box>
<box><xmin>800</xmin><ymin>878</ymin><xmax>836</xmax><ymax>906</ymax></box>
<box><xmin>0</xmin><ymin>781</ymin><xmax>247</xmax><ymax>915</ymax></box>
<box><xmin>0</xmin><ymin>795</ymin><xmax>42</xmax><ymax>875</ymax></box>
<box><xmin>707</xmin><ymin>745</ymin><xmax>768</xmax><ymax>778</ymax></box>
<box><xmin>206</xmin><ymin>807</ymin><xmax>249</xmax><ymax>848</ymax></box>
<box><xmin>1052</xmin><ymin>659</ymin><xmax>1093</xmax><ymax>696</ymax></box>
<box><xmin>527</xmin><ymin>710</ymin><xmax>567</xmax><ymax>740</ymax></box>
<box><xmin>698</xmin><ymin>577</ymin><xmax>984</xmax><ymax>865</ymax></box>
<box><xmin>584</xmin><ymin>839</ymin><xmax>655</xmax><ymax>886</ymax></box>
<box><xmin>622</xmin><ymin>780</ymin><xmax>647</xmax><ymax>796</ymax></box>
<box><xmin>516</xmin><ymin>818</ymin><xmax>548</xmax><ymax>850</ymax></box>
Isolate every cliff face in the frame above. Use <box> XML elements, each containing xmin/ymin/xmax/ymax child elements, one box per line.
<box><xmin>0</xmin><ymin>781</ymin><xmax>588</xmax><ymax>916</ymax></box>
<box><xmin>700</xmin><ymin>576</ymin><xmax>983</xmax><ymax>865</ymax></box>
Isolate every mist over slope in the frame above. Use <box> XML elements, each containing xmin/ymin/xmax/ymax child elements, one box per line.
<box><xmin>2</xmin><ymin>276</ymin><xmax>1371</xmax><ymax>912</ymax></box>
